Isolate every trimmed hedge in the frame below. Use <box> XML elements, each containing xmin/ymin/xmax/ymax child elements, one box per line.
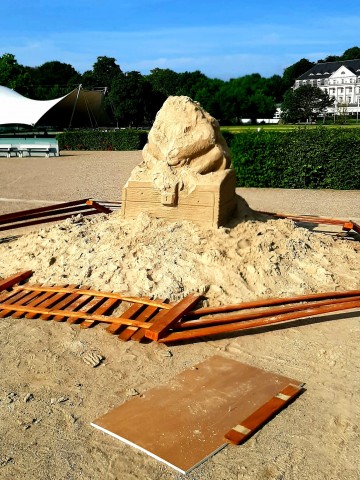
<box><xmin>56</xmin><ymin>129</ymin><xmax>148</xmax><ymax>151</ymax></box>
<box><xmin>226</xmin><ymin>127</ymin><xmax>360</xmax><ymax>190</ymax></box>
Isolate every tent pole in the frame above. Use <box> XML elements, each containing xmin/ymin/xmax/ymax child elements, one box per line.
<box><xmin>69</xmin><ymin>84</ymin><xmax>82</xmax><ymax>129</ymax></box>
<box><xmin>83</xmin><ymin>92</ymin><xmax>96</xmax><ymax>129</ymax></box>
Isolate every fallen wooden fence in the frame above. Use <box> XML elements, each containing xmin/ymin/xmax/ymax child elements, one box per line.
<box><xmin>260</xmin><ymin>211</ymin><xmax>360</xmax><ymax>236</ymax></box>
<box><xmin>0</xmin><ymin>271</ymin><xmax>200</xmax><ymax>341</ymax></box>
<box><xmin>0</xmin><ymin>199</ymin><xmax>122</xmax><ymax>232</ymax></box>
<box><xmin>0</xmin><ymin>271</ymin><xmax>359</xmax><ymax>344</ymax></box>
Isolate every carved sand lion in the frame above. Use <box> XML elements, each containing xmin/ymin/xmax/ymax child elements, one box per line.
<box><xmin>143</xmin><ymin>96</ymin><xmax>231</xmax><ymax>175</ymax></box>
<box><xmin>122</xmin><ymin>96</ymin><xmax>237</xmax><ymax>227</ymax></box>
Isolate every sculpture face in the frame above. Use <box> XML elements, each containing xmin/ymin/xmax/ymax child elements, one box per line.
<box><xmin>143</xmin><ymin>96</ymin><xmax>231</xmax><ymax>175</ymax></box>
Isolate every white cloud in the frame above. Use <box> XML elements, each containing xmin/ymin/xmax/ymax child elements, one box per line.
<box><xmin>1</xmin><ymin>16</ymin><xmax>359</xmax><ymax>78</ymax></box>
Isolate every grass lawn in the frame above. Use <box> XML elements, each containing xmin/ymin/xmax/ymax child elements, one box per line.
<box><xmin>221</xmin><ymin>123</ymin><xmax>360</xmax><ymax>133</ymax></box>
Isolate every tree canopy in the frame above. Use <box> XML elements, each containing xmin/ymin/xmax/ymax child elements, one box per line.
<box><xmin>0</xmin><ymin>46</ymin><xmax>359</xmax><ymax>127</ymax></box>
<box><xmin>280</xmin><ymin>85</ymin><xmax>334</xmax><ymax>123</ymax></box>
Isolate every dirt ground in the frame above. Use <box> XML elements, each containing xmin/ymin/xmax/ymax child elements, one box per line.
<box><xmin>0</xmin><ymin>151</ymin><xmax>359</xmax><ymax>480</ymax></box>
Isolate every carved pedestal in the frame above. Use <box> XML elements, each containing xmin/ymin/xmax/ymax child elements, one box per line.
<box><xmin>122</xmin><ymin>169</ymin><xmax>237</xmax><ymax>228</ymax></box>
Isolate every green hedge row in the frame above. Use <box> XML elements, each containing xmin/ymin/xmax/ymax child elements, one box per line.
<box><xmin>226</xmin><ymin>127</ymin><xmax>360</xmax><ymax>190</ymax></box>
<box><xmin>56</xmin><ymin>129</ymin><xmax>148</xmax><ymax>151</ymax></box>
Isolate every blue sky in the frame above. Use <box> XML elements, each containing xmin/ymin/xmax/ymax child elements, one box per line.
<box><xmin>1</xmin><ymin>0</ymin><xmax>359</xmax><ymax>79</ymax></box>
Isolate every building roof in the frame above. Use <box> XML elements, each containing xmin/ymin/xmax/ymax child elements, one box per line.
<box><xmin>0</xmin><ymin>85</ymin><xmax>111</xmax><ymax>127</ymax></box>
<box><xmin>297</xmin><ymin>59</ymin><xmax>360</xmax><ymax>80</ymax></box>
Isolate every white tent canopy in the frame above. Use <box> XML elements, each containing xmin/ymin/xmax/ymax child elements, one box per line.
<box><xmin>0</xmin><ymin>85</ymin><xmax>111</xmax><ymax>128</ymax></box>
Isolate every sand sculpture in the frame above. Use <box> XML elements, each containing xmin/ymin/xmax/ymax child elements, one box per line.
<box><xmin>122</xmin><ymin>96</ymin><xmax>237</xmax><ymax>227</ymax></box>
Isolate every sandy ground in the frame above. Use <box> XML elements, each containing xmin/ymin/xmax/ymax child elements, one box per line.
<box><xmin>0</xmin><ymin>151</ymin><xmax>359</xmax><ymax>480</ymax></box>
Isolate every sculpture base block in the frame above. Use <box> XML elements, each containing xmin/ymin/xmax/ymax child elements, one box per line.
<box><xmin>122</xmin><ymin>170</ymin><xmax>237</xmax><ymax>228</ymax></box>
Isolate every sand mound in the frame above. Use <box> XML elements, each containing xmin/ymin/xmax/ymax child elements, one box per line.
<box><xmin>0</xmin><ymin>203</ymin><xmax>359</xmax><ymax>480</ymax></box>
<box><xmin>1</xmin><ymin>210</ymin><xmax>358</xmax><ymax>306</ymax></box>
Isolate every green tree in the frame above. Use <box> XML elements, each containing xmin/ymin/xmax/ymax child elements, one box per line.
<box><xmin>81</xmin><ymin>56</ymin><xmax>122</xmax><ymax>89</ymax></box>
<box><xmin>0</xmin><ymin>53</ymin><xmax>35</xmax><ymax>97</ymax></box>
<box><xmin>264</xmin><ymin>74</ymin><xmax>285</xmax><ymax>102</ymax></box>
<box><xmin>147</xmin><ymin>68</ymin><xmax>180</xmax><ymax>97</ymax></box>
<box><xmin>193</xmin><ymin>77</ymin><xmax>224</xmax><ymax>119</ymax></box>
<box><xmin>218</xmin><ymin>74</ymin><xmax>276</xmax><ymax>124</ymax></box>
<box><xmin>0</xmin><ymin>53</ymin><xmax>22</xmax><ymax>88</ymax></box>
<box><xmin>342</xmin><ymin>46</ymin><xmax>360</xmax><ymax>60</ymax></box>
<box><xmin>32</xmin><ymin>61</ymin><xmax>80</xmax><ymax>99</ymax></box>
<box><xmin>176</xmin><ymin>70</ymin><xmax>208</xmax><ymax>97</ymax></box>
<box><xmin>282</xmin><ymin>58</ymin><xmax>314</xmax><ymax>90</ymax></box>
<box><xmin>281</xmin><ymin>85</ymin><xmax>334</xmax><ymax>123</ymax></box>
<box><xmin>109</xmin><ymin>71</ymin><xmax>159</xmax><ymax>127</ymax></box>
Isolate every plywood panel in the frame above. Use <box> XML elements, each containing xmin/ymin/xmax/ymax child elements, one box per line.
<box><xmin>91</xmin><ymin>355</ymin><xmax>303</xmax><ymax>474</ymax></box>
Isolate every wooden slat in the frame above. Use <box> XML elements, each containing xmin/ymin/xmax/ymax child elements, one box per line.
<box><xmin>225</xmin><ymin>384</ymin><xmax>303</xmax><ymax>444</ymax></box>
<box><xmin>52</xmin><ymin>286</ymin><xmax>91</xmax><ymax>322</ymax></box>
<box><xmin>0</xmin><ymin>209</ymin><xmax>99</xmax><ymax>232</ymax></box>
<box><xmin>86</xmin><ymin>200</ymin><xmax>112</xmax><ymax>214</ymax></box>
<box><xmin>0</xmin><ymin>287</ymin><xmax>27</xmax><ymax>304</ymax></box>
<box><xmin>145</xmin><ymin>294</ymin><xmax>201</xmax><ymax>341</ymax></box>
<box><xmin>258</xmin><ymin>211</ymin><xmax>353</xmax><ymax>226</ymax></box>
<box><xmin>0</xmin><ymin>270</ymin><xmax>33</xmax><ymax>292</ymax></box>
<box><xmin>79</xmin><ymin>298</ymin><xmax>120</xmax><ymax>329</ymax></box>
<box><xmin>0</xmin><ymin>199</ymin><xmax>120</xmax><ymax>232</ymax></box>
<box><xmin>131</xmin><ymin>305</ymin><xmax>168</xmax><ymax>342</ymax></box>
<box><xmin>0</xmin><ymin>200</ymin><xmax>87</xmax><ymax>222</ymax></box>
<box><xmin>39</xmin><ymin>284</ymin><xmax>78</xmax><ymax>320</ymax></box>
<box><xmin>159</xmin><ymin>299</ymin><xmax>360</xmax><ymax>343</ymax></box>
<box><xmin>117</xmin><ymin>302</ymin><xmax>163</xmax><ymax>341</ymax></box>
<box><xmin>0</xmin><ymin>289</ymin><xmax>39</xmax><ymax>318</ymax></box>
<box><xmin>67</xmin><ymin>296</ymin><xmax>105</xmax><ymax>324</ymax></box>
<box><xmin>0</xmin><ymin>205</ymin><xmax>91</xmax><ymax>225</ymax></box>
<box><xmin>11</xmin><ymin>288</ymin><xmax>45</xmax><ymax>319</ymax></box>
<box><xmin>179</xmin><ymin>295</ymin><xmax>360</xmax><ymax>329</ymax></box>
<box><xmin>106</xmin><ymin>303</ymin><xmax>145</xmax><ymax>335</ymax></box>
<box><xmin>14</xmin><ymin>285</ymin><xmax>171</xmax><ymax>310</ymax></box>
<box><xmin>352</xmin><ymin>221</ymin><xmax>360</xmax><ymax>234</ymax></box>
<box><xmin>0</xmin><ymin>302</ymin><xmax>153</xmax><ymax>328</ymax></box>
<box><xmin>189</xmin><ymin>289</ymin><xmax>360</xmax><ymax>317</ymax></box>
<box><xmin>21</xmin><ymin>289</ymin><xmax>63</xmax><ymax>318</ymax></box>
<box><xmin>0</xmin><ymin>290</ymin><xmax>15</xmax><ymax>302</ymax></box>
<box><xmin>25</xmin><ymin>285</ymin><xmax>70</xmax><ymax>319</ymax></box>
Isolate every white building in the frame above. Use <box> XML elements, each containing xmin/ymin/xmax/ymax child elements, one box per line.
<box><xmin>294</xmin><ymin>59</ymin><xmax>360</xmax><ymax>116</ymax></box>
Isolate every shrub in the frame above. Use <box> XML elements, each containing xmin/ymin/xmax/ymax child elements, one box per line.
<box><xmin>227</xmin><ymin>127</ymin><xmax>360</xmax><ymax>190</ymax></box>
<box><xmin>56</xmin><ymin>129</ymin><xmax>148</xmax><ymax>151</ymax></box>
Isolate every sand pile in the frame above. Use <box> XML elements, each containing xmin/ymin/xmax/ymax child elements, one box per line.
<box><xmin>0</xmin><ymin>209</ymin><xmax>358</xmax><ymax>307</ymax></box>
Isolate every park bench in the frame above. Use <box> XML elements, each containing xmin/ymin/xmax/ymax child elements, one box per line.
<box><xmin>17</xmin><ymin>144</ymin><xmax>56</xmax><ymax>157</ymax></box>
<box><xmin>0</xmin><ymin>144</ymin><xmax>13</xmax><ymax>158</ymax></box>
